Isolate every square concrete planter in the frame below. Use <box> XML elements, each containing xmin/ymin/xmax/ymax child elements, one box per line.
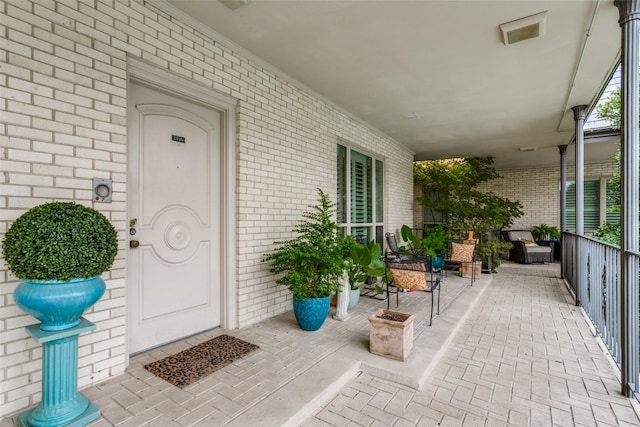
<box><xmin>368</xmin><ymin>309</ymin><xmax>415</xmax><ymax>361</ymax></box>
<box><xmin>461</xmin><ymin>263</ymin><xmax>481</xmax><ymax>278</ymax></box>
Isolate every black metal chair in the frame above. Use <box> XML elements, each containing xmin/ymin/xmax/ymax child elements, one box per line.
<box><xmin>384</xmin><ymin>256</ymin><xmax>441</xmax><ymax>326</ymax></box>
<box><xmin>385</xmin><ymin>232</ymin><xmax>401</xmax><ymax>260</ymax></box>
<box><xmin>443</xmin><ymin>240</ymin><xmax>477</xmax><ymax>285</ymax></box>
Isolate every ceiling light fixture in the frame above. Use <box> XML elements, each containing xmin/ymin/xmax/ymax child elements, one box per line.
<box><xmin>500</xmin><ymin>11</ymin><xmax>548</xmax><ymax>45</ymax></box>
<box><xmin>220</xmin><ymin>0</ymin><xmax>252</xmax><ymax>11</ymax></box>
<box><xmin>401</xmin><ymin>112</ymin><xmax>419</xmax><ymax>119</ymax></box>
<box><xmin>519</xmin><ymin>146</ymin><xmax>537</xmax><ymax>152</ymax></box>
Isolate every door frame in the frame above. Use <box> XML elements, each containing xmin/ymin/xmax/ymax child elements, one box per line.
<box><xmin>126</xmin><ymin>58</ymin><xmax>238</xmax><ymax>357</ymax></box>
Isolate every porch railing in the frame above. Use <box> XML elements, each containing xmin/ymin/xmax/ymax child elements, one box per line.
<box><xmin>561</xmin><ymin>232</ymin><xmax>639</xmax><ymax>398</ymax></box>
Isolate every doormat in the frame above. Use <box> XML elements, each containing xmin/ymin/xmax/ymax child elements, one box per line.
<box><xmin>144</xmin><ymin>334</ymin><xmax>259</xmax><ymax>388</ymax></box>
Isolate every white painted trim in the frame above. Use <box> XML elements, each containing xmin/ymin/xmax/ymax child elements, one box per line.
<box><xmin>126</xmin><ymin>58</ymin><xmax>238</xmax><ymax>337</ymax></box>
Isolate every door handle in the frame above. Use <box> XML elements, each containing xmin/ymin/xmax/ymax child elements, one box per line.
<box><xmin>130</xmin><ymin>240</ymin><xmax>140</xmax><ymax>248</ymax></box>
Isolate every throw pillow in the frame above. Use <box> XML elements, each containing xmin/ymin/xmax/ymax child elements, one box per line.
<box><xmin>450</xmin><ymin>242</ymin><xmax>474</xmax><ymax>262</ymax></box>
<box><xmin>389</xmin><ymin>268</ymin><xmax>431</xmax><ymax>291</ymax></box>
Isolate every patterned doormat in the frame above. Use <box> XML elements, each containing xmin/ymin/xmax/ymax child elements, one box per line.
<box><xmin>144</xmin><ymin>334</ymin><xmax>259</xmax><ymax>388</ymax></box>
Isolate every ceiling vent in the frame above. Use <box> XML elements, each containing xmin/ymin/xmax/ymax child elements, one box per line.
<box><xmin>500</xmin><ymin>11</ymin><xmax>548</xmax><ymax>45</ymax></box>
<box><xmin>221</xmin><ymin>0</ymin><xmax>252</xmax><ymax>11</ymax></box>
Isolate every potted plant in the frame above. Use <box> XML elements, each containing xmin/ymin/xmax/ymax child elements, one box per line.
<box><xmin>531</xmin><ymin>223</ymin><xmax>560</xmax><ymax>241</ymax></box>
<box><xmin>262</xmin><ymin>189</ymin><xmax>343</xmax><ymax>331</ymax></box>
<box><xmin>399</xmin><ymin>224</ymin><xmax>448</xmax><ymax>270</ymax></box>
<box><xmin>369</xmin><ymin>309</ymin><xmax>416</xmax><ymax>361</ymax></box>
<box><xmin>339</xmin><ymin>237</ymin><xmax>386</xmax><ymax>310</ymax></box>
<box><xmin>2</xmin><ymin>201</ymin><xmax>118</xmax><ymax>427</ymax></box>
<box><xmin>2</xmin><ymin>202</ymin><xmax>118</xmax><ymax>331</ymax></box>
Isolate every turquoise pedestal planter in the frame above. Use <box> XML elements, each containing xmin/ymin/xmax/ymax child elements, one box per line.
<box><xmin>13</xmin><ymin>276</ymin><xmax>106</xmax><ymax>331</ymax></box>
<box><xmin>13</xmin><ymin>277</ymin><xmax>105</xmax><ymax>426</ymax></box>
<box><xmin>293</xmin><ymin>295</ymin><xmax>330</xmax><ymax>331</ymax></box>
<box><xmin>18</xmin><ymin>319</ymin><xmax>100</xmax><ymax>427</ymax></box>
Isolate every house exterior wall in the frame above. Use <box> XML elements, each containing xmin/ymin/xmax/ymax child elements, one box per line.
<box><xmin>0</xmin><ymin>0</ymin><xmax>414</xmax><ymax>418</ymax></box>
<box><xmin>413</xmin><ymin>160</ymin><xmax>618</xmax><ymax>232</ymax></box>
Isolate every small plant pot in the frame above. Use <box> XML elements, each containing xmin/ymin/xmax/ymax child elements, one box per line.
<box><xmin>461</xmin><ymin>263</ymin><xmax>481</xmax><ymax>279</ymax></box>
<box><xmin>347</xmin><ymin>288</ymin><xmax>360</xmax><ymax>310</ymax></box>
<box><xmin>368</xmin><ymin>309</ymin><xmax>415</xmax><ymax>361</ymax></box>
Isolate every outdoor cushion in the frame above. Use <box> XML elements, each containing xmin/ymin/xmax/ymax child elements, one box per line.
<box><xmin>450</xmin><ymin>242</ymin><xmax>474</xmax><ymax>262</ymax></box>
<box><xmin>388</xmin><ymin>264</ymin><xmax>432</xmax><ymax>291</ymax></box>
<box><xmin>507</xmin><ymin>230</ymin><xmax>535</xmax><ymax>242</ymax></box>
<box><xmin>525</xmin><ymin>246</ymin><xmax>551</xmax><ymax>253</ymax></box>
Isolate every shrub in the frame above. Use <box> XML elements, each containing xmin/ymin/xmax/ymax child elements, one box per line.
<box><xmin>2</xmin><ymin>202</ymin><xmax>118</xmax><ymax>281</ymax></box>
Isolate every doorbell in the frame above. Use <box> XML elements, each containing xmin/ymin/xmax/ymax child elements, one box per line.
<box><xmin>92</xmin><ymin>178</ymin><xmax>112</xmax><ymax>203</ymax></box>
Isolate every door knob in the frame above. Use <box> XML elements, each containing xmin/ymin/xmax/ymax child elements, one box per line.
<box><xmin>130</xmin><ymin>240</ymin><xmax>140</xmax><ymax>248</ymax></box>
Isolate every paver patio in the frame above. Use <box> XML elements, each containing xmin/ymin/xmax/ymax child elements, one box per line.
<box><xmin>2</xmin><ymin>263</ymin><xmax>638</xmax><ymax>426</ymax></box>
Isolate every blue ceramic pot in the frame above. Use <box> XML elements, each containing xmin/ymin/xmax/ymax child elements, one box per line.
<box><xmin>293</xmin><ymin>295</ymin><xmax>330</xmax><ymax>331</ymax></box>
<box><xmin>14</xmin><ymin>276</ymin><xmax>106</xmax><ymax>331</ymax></box>
<box><xmin>347</xmin><ymin>288</ymin><xmax>360</xmax><ymax>311</ymax></box>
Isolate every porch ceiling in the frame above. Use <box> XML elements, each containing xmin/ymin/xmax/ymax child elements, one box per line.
<box><xmin>164</xmin><ymin>0</ymin><xmax>621</xmax><ymax>170</ymax></box>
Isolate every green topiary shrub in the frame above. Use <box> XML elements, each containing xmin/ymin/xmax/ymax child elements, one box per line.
<box><xmin>2</xmin><ymin>202</ymin><xmax>118</xmax><ymax>281</ymax></box>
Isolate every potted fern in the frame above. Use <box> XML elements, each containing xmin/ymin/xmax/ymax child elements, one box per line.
<box><xmin>531</xmin><ymin>224</ymin><xmax>560</xmax><ymax>241</ymax></box>
<box><xmin>2</xmin><ymin>202</ymin><xmax>118</xmax><ymax>331</ymax></box>
<box><xmin>262</xmin><ymin>189</ymin><xmax>343</xmax><ymax>331</ymax></box>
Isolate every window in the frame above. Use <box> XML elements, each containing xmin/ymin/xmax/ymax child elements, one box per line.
<box><xmin>566</xmin><ymin>178</ymin><xmax>619</xmax><ymax>232</ymax></box>
<box><xmin>337</xmin><ymin>143</ymin><xmax>384</xmax><ymax>244</ymax></box>
<box><xmin>422</xmin><ymin>189</ymin><xmax>444</xmax><ymax>226</ymax></box>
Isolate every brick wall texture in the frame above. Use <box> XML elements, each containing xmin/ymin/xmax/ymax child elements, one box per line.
<box><xmin>0</xmin><ymin>0</ymin><xmax>415</xmax><ymax>417</ymax></box>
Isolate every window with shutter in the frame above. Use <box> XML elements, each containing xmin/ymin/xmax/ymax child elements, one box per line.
<box><xmin>566</xmin><ymin>178</ymin><xmax>618</xmax><ymax>232</ymax></box>
<box><xmin>337</xmin><ymin>143</ymin><xmax>384</xmax><ymax>244</ymax></box>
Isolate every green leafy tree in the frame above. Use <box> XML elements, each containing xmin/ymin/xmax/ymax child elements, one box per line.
<box><xmin>415</xmin><ymin>157</ymin><xmax>523</xmax><ymax>232</ymax></box>
<box><xmin>594</xmin><ymin>86</ymin><xmax>622</xmax><ymax>244</ymax></box>
<box><xmin>595</xmin><ymin>86</ymin><xmax>621</xmax><ymax>129</ymax></box>
<box><xmin>414</xmin><ymin>157</ymin><xmax>523</xmax><ymax>270</ymax></box>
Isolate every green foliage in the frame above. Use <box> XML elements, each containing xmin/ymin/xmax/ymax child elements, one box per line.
<box><xmin>476</xmin><ymin>237</ymin><xmax>512</xmax><ymax>272</ymax></box>
<box><xmin>340</xmin><ymin>237</ymin><xmax>386</xmax><ymax>290</ymax></box>
<box><xmin>595</xmin><ymin>87</ymin><xmax>622</xmax><ymax>215</ymax></box>
<box><xmin>594</xmin><ymin>222</ymin><xmax>621</xmax><ymax>246</ymax></box>
<box><xmin>531</xmin><ymin>224</ymin><xmax>560</xmax><ymax>241</ymax></box>
<box><xmin>1</xmin><ymin>202</ymin><xmax>118</xmax><ymax>281</ymax></box>
<box><xmin>595</xmin><ymin>86</ymin><xmax>621</xmax><ymax>129</ymax></box>
<box><xmin>399</xmin><ymin>224</ymin><xmax>448</xmax><ymax>258</ymax></box>
<box><xmin>415</xmin><ymin>157</ymin><xmax>523</xmax><ymax>232</ymax></box>
<box><xmin>262</xmin><ymin>189</ymin><xmax>343</xmax><ymax>299</ymax></box>
<box><xmin>414</xmin><ymin>157</ymin><xmax>523</xmax><ymax>271</ymax></box>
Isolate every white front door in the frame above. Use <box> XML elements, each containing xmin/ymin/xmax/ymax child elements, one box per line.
<box><xmin>127</xmin><ymin>82</ymin><xmax>221</xmax><ymax>354</ymax></box>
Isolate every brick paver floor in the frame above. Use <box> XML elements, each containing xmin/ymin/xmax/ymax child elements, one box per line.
<box><xmin>306</xmin><ymin>265</ymin><xmax>640</xmax><ymax>427</ymax></box>
<box><xmin>3</xmin><ymin>264</ymin><xmax>638</xmax><ymax>427</ymax></box>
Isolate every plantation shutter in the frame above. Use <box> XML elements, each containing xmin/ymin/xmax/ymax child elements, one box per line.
<box><xmin>605</xmin><ymin>179</ymin><xmax>620</xmax><ymax>224</ymax></box>
<box><xmin>566</xmin><ymin>180</ymin><xmax>600</xmax><ymax>231</ymax></box>
<box><xmin>350</xmin><ymin>150</ymin><xmax>372</xmax><ymax>225</ymax></box>
<box><xmin>337</xmin><ymin>145</ymin><xmax>347</xmax><ymax>224</ymax></box>
<box><xmin>375</xmin><ymin>159</ymin><xmax>383</xmax><ymax>222</ymax></box>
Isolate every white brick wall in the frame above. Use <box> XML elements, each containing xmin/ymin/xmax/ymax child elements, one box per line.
<box><xmin>478</xmin><ymin>161</ymin><xmax>618</xmax><ymax>230</ymax></box>
<box><xmin>0</xmin><ymin>0</ymin><xmax>414</xmax><ymax>418</ymax></box>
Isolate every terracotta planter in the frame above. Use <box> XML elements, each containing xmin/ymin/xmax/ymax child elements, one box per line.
<box><xmin>368</xmin><ymin>309</ymin><xmax>415</xmax><ymax>361</ymax></box>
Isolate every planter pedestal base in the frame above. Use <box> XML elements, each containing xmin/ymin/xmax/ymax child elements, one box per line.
<box><xmin>17</xmin><ymin>318</ymin><xmax>101</xmax><ymax>427</ymax></box>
